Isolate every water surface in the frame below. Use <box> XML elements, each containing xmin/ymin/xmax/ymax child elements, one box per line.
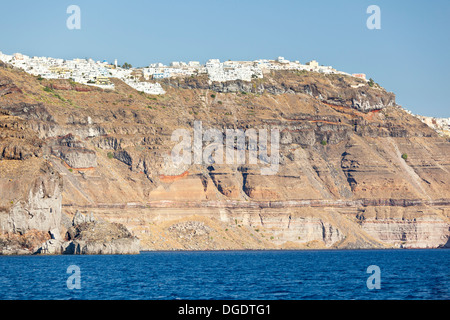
<box><xmin>0</xmin><ymin>250</ymin><xmax>448</xmax><ymax>300</ymax></box>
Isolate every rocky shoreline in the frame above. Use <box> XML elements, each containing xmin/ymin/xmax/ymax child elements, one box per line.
<box><xmin>0</xmin><ymin>211</ymin><xmax>140</xmax><ymax>255</ymax></box>
<box><xmin>35</xmin><ymin>211</ymin><xmax>140</xmax><ymax>255</ymax></box>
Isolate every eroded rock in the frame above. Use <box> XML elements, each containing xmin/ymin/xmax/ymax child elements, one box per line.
<box><xmin>36</xmin><ymin>212</ymin><xmax>140</xmax><ymax>255</ymax></box>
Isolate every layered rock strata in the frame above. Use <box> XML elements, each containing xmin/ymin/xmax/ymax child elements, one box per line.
<box><xmin>0</xmin><ymin>64</ymin><xmax>448</xmax><ymax>252</ymax></box>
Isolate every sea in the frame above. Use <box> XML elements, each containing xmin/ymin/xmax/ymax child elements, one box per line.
<box><xmin>0</xmin><ymin>249</ymin><xmax>448</xmax><ymax>300</ymax></box>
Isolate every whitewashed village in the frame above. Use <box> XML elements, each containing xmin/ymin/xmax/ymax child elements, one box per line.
<box><xmin>0</xmin><ymin>50</ymin><xmax>449</xmax><ymax>136</ymax></box>
<box><xmin>0</xmin><ymin>51</ymin><xmax>360</xmax><ymax>94</ymax></box>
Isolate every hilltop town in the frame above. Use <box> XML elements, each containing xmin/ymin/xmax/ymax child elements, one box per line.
<box><xmin>0</xmin><ymin>50</ymin><xmax>448</xmax><ymax>136</ymax></box>
<box><xmin>0</xmin><ymin>51</ymin><xmax>364</xmax><ymax>95</ymax></box>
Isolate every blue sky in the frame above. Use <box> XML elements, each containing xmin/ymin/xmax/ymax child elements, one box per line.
<box><xmin>0</xmin><ymin>0</ymin><xmax>449</xmax><ymax>117</ymax></box>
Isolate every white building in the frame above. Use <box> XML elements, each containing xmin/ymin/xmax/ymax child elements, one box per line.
<box><xmin>124</xmin><ymin>79</ymin><xmax>165</xmax><ymax>95</ymax></box>
<box><xmin>206</xmin><ymin>59</ymin><xmax>263</xmax><ymax>82</ymax></box>
<box><xmin>305</xmin><ymin>60</ymin><xmax>319</xmax><ymax>70</ymax></box>
<box><xmin>277</xmin><ymin>56</ymin><xmax>290</xmax><ymax>64</ymax></box>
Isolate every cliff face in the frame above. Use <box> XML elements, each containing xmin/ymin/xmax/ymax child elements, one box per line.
<box><xmin>162</xmin><ymin>71</ymin><xmax>396</xmax><ymax>112</ymax></box>
<box><xmin>0</xmin><ymin>156</ymin><xmax>62</xmax><ymax>254</ymax></box>
<box><xmin>0</xmin><ymin>65</ymin><xmax>449</xmax><ymax>252</ymax></box>
<box><xmin>0</xmin><ymin>112</ymin><xmax>61</xmax><ymax>231</ymax></box>
<box><xmin>0</xmin><ymin>109</ymin><xmax>137</xmax><ymax>254</ymax></box>
<box><xmin>357</xmin><ymin>207</ymin><xmax>450</xmax><ymax>248</ymax></box>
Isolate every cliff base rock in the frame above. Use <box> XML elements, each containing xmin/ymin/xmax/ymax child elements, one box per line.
<box><xmin>36</xmin><ymin>212</ymin><xmax>140</xmax><ymax>255</ymax></box>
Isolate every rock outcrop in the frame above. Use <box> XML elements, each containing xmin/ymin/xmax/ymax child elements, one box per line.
<box><xmin>0</xmin><ymin>158</ymin><xmax>63</xmax><ymax>255</ymax></box>
<box><xmin>0</xmin><ymin>160</ymin><xmax>63</xmax><ymax>235</ymax></box>
<box><xmin>36</xmin><ymin>211</ymin><xmax>140</xmax><ymax>255</ymax></box>
<box><xmin>0</xmin><ymin>76</ymin><xmax>22</xmax><ymax>97</ymax></box>
<box><xmin>49</xmin><ymin>134</ymin><xmax>97</xmax><ymax>169</ymax></box>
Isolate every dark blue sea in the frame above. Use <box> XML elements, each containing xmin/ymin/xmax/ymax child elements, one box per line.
<box><xmin>0</xmin><ymin>250</ymin><xmax>448</xmax><ymax>300</ymax></box>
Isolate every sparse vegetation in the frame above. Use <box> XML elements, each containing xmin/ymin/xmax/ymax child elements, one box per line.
<box><xmin>210</xmin><ymin>94</ymin><xmax>216</xmax><ymax>99</ymax></box>
<box><xmin>122</xmin><ymin>62</ymin><xmax>132</xmax><ymax>69</ymax></box>
<box><xmin>295</xmin><ymin>70</ymin><xmax>308</xmax><ymax>76</ymax></box>
<box><xmin>53</xmin><ymin>93</ymin><xmax>65</xmax><ymax>102</ymax></box>
<box><xmin>368</xmin><ymin>78</ymin><xmax>376</xmax><ymax>87</ymax></box>
<box><xmin>43</xmin><ymin>86</ymin><xmax>66</xmax><ymax>102</ymax></box>
<box><xmin>107</xmin><ymin>152</ymin><xmax>114</xmax><ymax>159</ymax></box>
<box><xmin>321</xmin><ymin>140</ymin><xmax>327</xmax><ymax>146</ymax></box>
<box><xmin>402</xmin><ymin>153</ymin><xmax>408</xmax><ymax>160</ymax></box>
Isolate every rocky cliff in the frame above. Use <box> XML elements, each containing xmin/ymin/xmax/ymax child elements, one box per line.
<box><xmin>0</xmin><ymin>103</ymin><xmax>138</xmax><ymax>254</ymax></box>
<box><xmin>0</xmin><ymin>64</ymin><xmax>449</xmax><ymax>252</ymax></box>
